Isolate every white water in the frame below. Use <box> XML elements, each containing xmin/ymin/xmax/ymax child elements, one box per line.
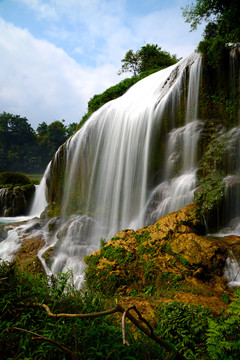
<box><xmin>0</xmin><ymin>53</ymin><xmax>204</xmax><ymax>287</ymax></box>
<box><xmin>42</xmin><ymin>53</ymin><xmax>203</xmax><ymax>286</ymax></box>
<box><xmin>224</xmin><ymin>251</ymin><xmax>240</xmax><ymax>287</ymax></box>
<box><xmin>0</xmin><ymin>166</ymin><xmax>49</xmax><ymax>263</ymax></box>
<box><xmin>29</xmin><ymin>165</ymin><xmax>49</xmax><ymax>217</ymax></box>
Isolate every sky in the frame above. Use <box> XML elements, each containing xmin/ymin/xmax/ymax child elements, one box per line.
<box><xmin>0</xmin><ymin>0</ymin><xmax>205</xmax><ymax>130</ymax></box>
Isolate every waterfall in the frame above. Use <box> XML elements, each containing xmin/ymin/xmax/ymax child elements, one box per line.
<box><xmin>0</xmin><ymin>53</ymin><xmax>203</xmax><ymax>287</ymax></box>
<box><xmin>40</xmin><ymin>52</ymin><xmax>203</xmax><ymax>287</ymax></box>
<box><xmin>145</xmin><ymin>53</ymin><xmax>202</xmax><ymax>223</ymax></box>
<box><xmin>224</xmin><ymin>250</ymin><xmax>240</xmax><ymax>287</ymax></box>
<box><xmin>29</xmin><ymin>164</ymin><xmax>49</xmax><ymax>217</ymax></box>
<box><xmin>0</xmin><ymin>188</ymin><xmax>8</xmax><ymax>216</ymax></box>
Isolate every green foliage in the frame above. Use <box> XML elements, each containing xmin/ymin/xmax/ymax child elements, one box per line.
<box><xmin>156</xmin><ymin>301</ymin><xmax>214</xmax><ymax>359</ymax></box>
<box><xmin>0</xmin><ymin>112</ymin><xmax>40</xmax><ymax>173</ymax></box>
<box><xmin>206</xmin><ymin>290</ymin><xmax>240</xmax><ymax>359</ymax></box>
<box><xmin>2</xmin><ymin>261</ymin><xmax>240</xmax><ymax>359</ymax></box>
<box><xmin>0</xmin><ymin>112</ymin><xmax>77</xmax><ymax>173</ymax></box>
<box><xmin>99</xmin><ymin>237</ymin><xmax>106</xmax><ymax>249</ymax></box>
<box><xmin>182</xmin><ymin>0</ymin><xmax>240</xmax><ymax>42</ymax></box>
<box><xmin>195</xmin><ymin>172</ymin><xmax>225</xmax><ymax>229</ymax></box>
<box><xmin>85</xmin><ymin>242</ymin><xmax>135</xmax><ymax>295</ymax></box>
<box><xmin>78</xmin><ymin>45</ymin><xmax>179</xmax><ymax>129</ymax></box>
<box><xmin>0</xmin><ymin>172</ymin><xmax>32</xmax><ymax>186</ymax></box>
<box><xmin>36</xmin><ymin>120</ymin><xmax>77</xmax><ymax>170</ymax></box>
<box><xmin>195</xmin><ymin>128</ymin><xmax>227</xmax><ymax>228</ymax></box>
<box><xmin>119</xmin><ymin>43</ymin><xmax>179</xmax><ymax>77</ymax></box>
<box><xmin>0</xmin><ymin>261</ymin><xmax>168</xmax><ymax>360</ymax></box>
<box><xmin>198</xmin><ymin>36</ymin><xmax>228</xmax><ymax>68</ymax></box>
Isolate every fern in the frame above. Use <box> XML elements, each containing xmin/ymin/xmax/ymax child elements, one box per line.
<box><xmin>206</xmin><ymin>292</ymin><xmax>240</xmax><ymax>359</ymax></box>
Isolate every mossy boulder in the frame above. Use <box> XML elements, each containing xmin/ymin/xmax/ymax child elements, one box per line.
<box><xmin>85</xmin><ymin>204</ymin><xmax>240</xmax><ymax>311</ymax></box>
<box><xmin>12</xmin><ymin>235</ymin><xmax>45</xmax><ymax>274</ymax></box>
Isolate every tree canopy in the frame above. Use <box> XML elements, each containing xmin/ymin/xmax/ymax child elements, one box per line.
<box><xmin>182</xmin><ymin>0</ymin><xmax>240</xmax><ymax>41</ymax></box>
<box><xmin>0</xmin><ymin>112</ymin><xmax>77</xmax><ymax>174</ymax></box>
<box><xmin>118</xmin><ymin>44</ymin><xmax>179</xmax><ymax>77</ymax></box>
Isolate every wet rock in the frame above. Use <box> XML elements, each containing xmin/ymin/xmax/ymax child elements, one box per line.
<box><xmin>0</xmin><ymin>226</ymin><xmax>8</xmax><ymax>241</ymax></box>
<box><xmin>13</xmin><ymin>235</ymin><xmax>45</xmax><ymax>274</ymax></box>
<box><xmin>0</xmin><ymin>185</ymin><xmax>35</xmax><ymax>216</ymax></box>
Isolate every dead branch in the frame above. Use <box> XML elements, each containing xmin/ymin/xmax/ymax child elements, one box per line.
<box><xmin>122</xmin><ymin>306</ymin><xmax>134</xmax><ymax>346</ymax></box>
<box><xmin>13</xmin><ymin>326</ymin><xmax>78</xmax><ymax>359</ymax></box>
<box><xmin>27</xmin><ymin>302</ymin><xmax>188</xmax><ymax>360</ymax></box>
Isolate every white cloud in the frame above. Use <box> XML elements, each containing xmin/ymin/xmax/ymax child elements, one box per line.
<box><xmin>0</xmin><ymin>0</ymin><xmax>205</xmax><ymax>130</ymax></box>
<box><xmin>129</xmin><ymin>8</ymin><xmax>204</xmax><ymax>58</ymax></box>
<box><xmin>0</xmin><ymin>18</ymin><xmax>121</xmax><ymax>129</ymax></box>
<box><xmin>14</xmin><ymin>0</ymin><xmax>58</xmax><ymax>21</ymax></box>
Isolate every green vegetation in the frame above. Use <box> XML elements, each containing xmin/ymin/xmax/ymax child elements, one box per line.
<box><xmin>195</xmin><ymin>127</ymin><xmax>227</xmax><ymax>229</ymax></box>
<box><xmin>1</xmin><ymin>259</ymin><xmax>240</xmax><ymax>359</ymax></box>
<box><xmin>0</xmin><ymin>112</ymin><xmax>77</xmax><ymax>173</ymax></box>
<box><xmin>0</xmin><ymin>261</ymin><xmax>176</xmax><ymax>360</ymax></box>
<box><xmin>118</xmin><ymin>43</ymin><xmax>179</xmax><ymax>77</ymax></box>
<box><xmin>0</xmin><ymin>172</ymin><xmax>32</xmax><ymax>186</ymax></box>
<box><xmin>181</xmin><ymin>0</ymin><xmax>240</xmax><ymax>230</ymax></box>
<box><xmin>182</xmin><ymin>0</ymin><xmax>240</xmax><ymax>42</ymax></box>
<box><xmin>78</xmin><ymin>43</ymin><xmax>179</xmax><ymax>128</ymax></box>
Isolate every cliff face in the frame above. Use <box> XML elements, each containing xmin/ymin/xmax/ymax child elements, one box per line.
<box><xmin>0</xmin><ymin>184</ymin><xmax>35</xmax><ymax>216</ymax></box>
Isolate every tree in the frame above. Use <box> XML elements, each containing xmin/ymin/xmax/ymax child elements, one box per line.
<box><xmin>0</xmin><ymin>112</ymin><xmax>40</xmax><ymax>172</ymax></box>
<box><xmin>0</xmin><ymin>113</ymin><xmax>78</xmax><ymax>173</ymax></box>
<box><xmin>138</xmin><ymin>44</ymin><xmax>178</xmax><ymax>73</ymax></box>
<box><xmin>66</xmin><ymin>122</ymin><xmax>77</xmax><ymax>138</ymax></box>
<box><xmin>118</xmin><ymin>44</ymin><xmax>179</xmax><ymax>77</ymax></box>
<box><xmin>118</xmin><ymin>49</ymin><xmax>141</xmax><ymax>77</ymax></box>
<box><xmin>182</xmin><ymin>0</ymin><xmax>240</xmax><ymax>41</ymax></box>
<box><xmin>37</xmin><ymin>121</ymin><xmax>48</xmax><ymax>137</ymax></box>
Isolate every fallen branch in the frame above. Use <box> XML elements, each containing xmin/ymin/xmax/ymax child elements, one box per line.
<box><xmin>26</xmin><ymin>302</ymin><xmax>187</xmax><ymax>360</ymax></box>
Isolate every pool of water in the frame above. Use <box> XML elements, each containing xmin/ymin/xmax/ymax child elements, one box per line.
<box><xmin>0</xmin><ymin>216</ymin><xmax>32</xmax><ymax>226</ymax></box>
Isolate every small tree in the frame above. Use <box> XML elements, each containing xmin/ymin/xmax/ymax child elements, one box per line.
<box><xmin>118</xmin><ymin>44</ymin><xmax>179</xmax><ymax>77</ymax></box>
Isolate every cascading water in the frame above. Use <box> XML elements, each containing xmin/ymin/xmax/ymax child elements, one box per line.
<box><xmin>144</xmin><ymin>54</ymin><xmax>202</xmax><ymax>224</ymax></box>
<box><xmin>29</xmin><ymin>164</ymin><xmax>49</xmax><ymax>217</ymax></box>
<box><xmin>0</xmin><ymin>188</ymin><xmax>8</xmax><ymax>217</ymax></box>
<box><xmin>40</xmin><ymin>52</ymin><xmax>203</xmax><ymax>287</ymax></box>
<box><xmin>0</xmin><ymin>53</ymin><xmax>204</xmax><ymax>287</ymax></box>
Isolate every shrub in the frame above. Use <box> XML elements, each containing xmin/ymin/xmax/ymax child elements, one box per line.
<box><xmin>0</xmin><ymin>171</ymin><xmax>32</xmax><ymax>186</ymax></box>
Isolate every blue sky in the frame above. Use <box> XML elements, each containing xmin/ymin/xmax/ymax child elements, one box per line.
<box><xmin>0</xmin><ymin>0</ymin><xmax>204</xmax><ymax>129</ymax></box>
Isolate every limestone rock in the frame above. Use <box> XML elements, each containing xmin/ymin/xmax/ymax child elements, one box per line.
<box><xmin>85</xmin><ymin>203</ymin><xmax>238</xmax><ymax>311</ymax></box>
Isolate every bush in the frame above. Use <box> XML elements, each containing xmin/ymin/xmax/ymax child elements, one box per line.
<box><xmin>0</xmin><ymin>172</ymin><xmax>32</xmax><ymax>186</ymax></box>
<box><xmin>156</xmin><ymin>301</ymin><xmax>213</xmax><ymax>359</ymax></box>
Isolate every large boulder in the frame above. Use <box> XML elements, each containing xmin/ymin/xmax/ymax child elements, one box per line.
<box><xmin>85</xmin><ymin>204</ymin><xmax>240</xmax><ymax>312</ymax></box>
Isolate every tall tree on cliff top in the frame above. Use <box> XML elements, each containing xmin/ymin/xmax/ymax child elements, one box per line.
<box><xmin>182</xmin><ymin>0</ymin><xmax>240</xmax><ymax>41</ymax></box>
<box><xmin>119</xmin><ymin>44</ymin><xmax>179</xmax><ymax>77</ymax></box>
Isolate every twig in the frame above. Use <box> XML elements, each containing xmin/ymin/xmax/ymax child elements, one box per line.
<box><xmin>130</xmin><ymin>305</ymin><xmax>154</xmax><ymax>336</ymax></box>
<box><xmin>26</xmin><ymin>302</ymin><xmax>188</xmax><ymax>360</ymax></box>
<box><xmin>122</xmin><ymin>306</ymin><xmax>134</xmax><ymax>346</ymax></box>
<box><xmin>28</xmin><ymin>302</ymin><xmax>121</xmax><ymax>318</ymax></box>
<box><xmin>13</xmin><ymin>326</ymin><xmax>77</xmax><ymax>359</ymax></box>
